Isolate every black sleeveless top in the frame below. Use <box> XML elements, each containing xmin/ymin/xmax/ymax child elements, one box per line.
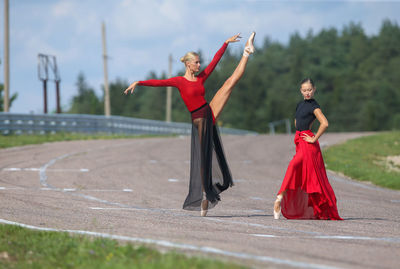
<box><xmin>295</xmin><ymin>99</ymin><xmax>320</xmax><ymax>131</ymax></box>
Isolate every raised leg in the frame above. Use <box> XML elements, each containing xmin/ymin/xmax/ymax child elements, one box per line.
<box><xmin>210</xmin><ymin>32</ymin><xmax>255</xmax><ymax>120</ymax></box>
<box><xmin>209</xmin><ymin>56</ymin><xmax>249</xmax><ymax>120</ymax></box>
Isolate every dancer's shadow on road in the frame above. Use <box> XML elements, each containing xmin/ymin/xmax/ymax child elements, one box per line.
<box><xmin>209</xmin><ymin>216</ymin><xmax>393</xmax><ymax>221</ymax></box>
<box><xmin>343</xmin><ymin>217</ymin><xmax>388</xmax><ymax>221</ymax></box>
<box><xmin>208</xmin><ymin>214</ymin><xmax>271</xmax><ymax>218</ymax></box>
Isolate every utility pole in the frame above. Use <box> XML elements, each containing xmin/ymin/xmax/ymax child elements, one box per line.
<box><xmin>38</xmin><ymin>54</ymin><xmax>61</xmax><ymax>114</ymax></box>
<box><xmin>38</xmin><ymin>55</ymin><xmax>48</xmax><ymax>114</ymax></box>
<box><xmin>3</xmin><ymin>0</ymin><xmax>10</xmax><ymax>112</ymax></box>
<box><xmin>166</xmin><ymin>54</ymin><xmax>173</xmax><ymax>122</ymax></box>
<box><xmin>55</xmin><ymin>79</ymin><xmax>61</xmax><ymax>113</ymax></box>
<box><xmin>102</xmin><ymin>22</ymin><xmax>111</xmax><ymax>117</ymax></box>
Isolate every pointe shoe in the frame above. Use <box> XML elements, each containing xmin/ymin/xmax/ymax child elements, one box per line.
<box><xmin>201</xmin><ymin>199</ymin><xmax>208</xmax><ymax>217</ymax></box>
<box><xmin>273</xmin><ymin>195</ymin><xmax>282</xmax><ymax>219</ymax></box>
<box><xmin>243</xmin><ymin>31</ymin><xmax>256</xmax><ymax>57</ymax></box>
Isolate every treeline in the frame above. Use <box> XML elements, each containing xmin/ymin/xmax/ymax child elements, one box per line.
<box><xmin>69</xmin><ymin>20</ymin><xmax>400</xmax><ymax>132</ymax></box>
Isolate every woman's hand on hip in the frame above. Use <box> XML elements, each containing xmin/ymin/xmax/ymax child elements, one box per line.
<box><xmin>301</xmin><ymin>133</ymin><xmax>316</xmax><ymax>143</ymax></box>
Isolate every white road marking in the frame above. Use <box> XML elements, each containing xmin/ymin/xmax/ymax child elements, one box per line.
<box><xmin>3</xmin><ymin>167</ymin><xmax>89</xmax><ymax>172</ymax></box>
<box><xmin>251</xmin><ymin>234</ymin><xmax>279</xmax><ymax>238</ymax></box>
<box><xmin>77</xmin><ymin>189</ymin><xmax>133</xmax><ymax>192</ymax></box>
<box><xmin>0</xmin><ymin>186</ymin><xmax>132</xmax><ymax>193</ymax></box>
<box><xmin>90</xmin><ymin>207</ymin><xmax>147</xmax><ymax>211</ymax></box>
<box><xmin>168</xmin><ymin>178</ymin><xmax>179</xmax><ymax>182</ymax></box>
<box><xmin>314</xmin><ymin>235</ymin><xmax>400</xmax><ymax>243</ymax></box>
<box><xmin>123</xmin><ymin>189</ymin><xmax>133</xmax><ymax>192</ymax></box>
<box><xmin>251</xmin><ymin>233</ymin><xmax>400</xmax><ymax>243</ymax></box>
<box><xmin>0</xmin><ymin>218</ymin><xmax>341</xmax><ymax>269</ymax></box>
<box><xmin>2</xmin><ymin>168</ymin><xmax>22</xmax><ymax>171</ymax></box>
<box><xmin>250</xmin><ymin>209</ymin><xmax>264</xmax><ymax>213</ymax></box>
<box><xmin>250</xmin><ymin>196</ymin><xmax>264</xmax><ymax>200</ymax></box>
<box><xmin>0</xmin><ymin>187</ymin><xmax>23</xmax><ymax>190</ymax></box>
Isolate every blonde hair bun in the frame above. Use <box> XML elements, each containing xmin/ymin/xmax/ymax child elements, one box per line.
<box><xmin>180</xmin><ymin>52</ymin><xmax>199</xmax><ymax>64</ymax></box>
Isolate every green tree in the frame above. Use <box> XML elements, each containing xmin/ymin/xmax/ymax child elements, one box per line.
<box><xmin>68</xmin><ymin>73</ymin><xmax>103</xmax><ymax>115</ymax></box>
<box><xmin>0</xmin><ymin>83</ymin><xmax>18</xmax><ymax>111</ymax></box>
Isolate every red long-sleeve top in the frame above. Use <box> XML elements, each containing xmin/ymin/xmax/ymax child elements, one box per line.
<box><xmin>138</xmin><ymin>42</ymin><xmax>228</xmax><ymax>112</ymax></box>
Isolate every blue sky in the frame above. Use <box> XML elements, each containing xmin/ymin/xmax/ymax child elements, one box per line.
<box><xmin>1</xmin><ymin>0</ymin><xmax>400</xmax><ymax>114</ymax></box>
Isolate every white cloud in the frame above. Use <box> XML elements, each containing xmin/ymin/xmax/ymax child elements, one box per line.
<box><xmin>51</xmin><ymin>1</ymin><xmax>76</xmax><ymax>17</ymax></box>
<box><xmin>109</xmin><ymin>0</ymin><xmax>188</xmax><ymax>40</ymax></box>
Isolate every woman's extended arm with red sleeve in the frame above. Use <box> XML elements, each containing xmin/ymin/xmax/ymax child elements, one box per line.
<box><xmin>198</xmin><ymin>42</ymin><xmax>228</xmax><ymax>80</ymax></box>
<box><xmin>138</xmin><ymin>77</ymin><xmax>179</xmax><ymax>88</ymax></box>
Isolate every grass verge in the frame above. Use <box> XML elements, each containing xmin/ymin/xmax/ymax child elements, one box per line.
<box><xmin>0</xmin><ymin>133</ymin><xmax>168</xmax><ymax>149</ymax></box>
<box><xmin>0</xmin><ymin>224</ymin><xmax>246</xmax><ymax>269</ymax></box>
<box><xmin>323</xmin><ymin>131</ymin><xmax>400</xmax><ymax>190</ymax></box>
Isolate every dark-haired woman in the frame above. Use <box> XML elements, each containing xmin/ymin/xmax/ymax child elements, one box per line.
<box><xmin>124</xmin><ymin>32</ymin><xmax>256</xmax><ymax>216</ymax></box>
<box><xmin>273</xmin><ymin>78</ymin><xmax>342</xmax><ymax>220</ymax></box>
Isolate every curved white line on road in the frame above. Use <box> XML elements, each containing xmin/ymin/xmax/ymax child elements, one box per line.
<box><xmin>39</xmin><ymin>153</ymin><xmax>70</xmax><ymax>188</ymax></box>
<box><xmin>251</xmin><ymin>234</ymin><xmax>278</xmax><ymax>238</ymax></box>
<box><xmin>314</xmin><ymin>235</ymin><xmax>400</xmax><ymax>243</ymax></box>
<box><xmin>0</xmin><ymin>218</ymin><xmax>339</xmax><ymax>269</ymax></box>
<box><xmin>251</xmin><ymin>234</ymin><xmax>400</xmax><ymax>243</ymax></box>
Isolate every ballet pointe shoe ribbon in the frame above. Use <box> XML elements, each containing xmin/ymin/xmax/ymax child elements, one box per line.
<box><xmin>274</xmin><ymin>194</ymin><xmax>283</xmax><ymax>219</ymax></box>
<box><xmin>243</xmin><ymin>31</ymin><xmax>256</xmax><ymax>57</ymax></box>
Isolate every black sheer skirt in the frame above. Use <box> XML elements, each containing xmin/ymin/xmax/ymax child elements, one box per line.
<box><xmin>183</xmin><ymin>103</ymin><xmax>233</xmax><ymax>211</ymax></box>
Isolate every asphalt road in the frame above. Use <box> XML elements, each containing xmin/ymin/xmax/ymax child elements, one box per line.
<box><xmin>1</xmin><ymin>132</ymin><xmax>399</xmax><ymax>269</ymax></box>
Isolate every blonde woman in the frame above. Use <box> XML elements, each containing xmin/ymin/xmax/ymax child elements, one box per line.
<box><xmin>124</xmin><ymin>32</ymin><xmax>255</xmax><ymax>216</ymax></box>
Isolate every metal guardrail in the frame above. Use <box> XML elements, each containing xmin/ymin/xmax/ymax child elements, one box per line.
<box><xmin>268</xmin><ymin>118</ymin><xmax>291</xmax><ymax>135</ymax></box>
<box><xmin>0</xmin><ymin>113</ymin><xmax>257</xmax><ymax>136</ymax></box>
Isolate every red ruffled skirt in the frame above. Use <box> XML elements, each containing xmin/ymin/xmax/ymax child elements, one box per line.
<box><xmin>278</xmin><ymin>130</ymin><xmax>342</xmax><ymax>220</ymax></box>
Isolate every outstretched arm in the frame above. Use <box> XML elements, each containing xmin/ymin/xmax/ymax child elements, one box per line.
<box><xmin>301</xmin><ymin>108</ymin><xmax>329</xmax><ymax>143</ymax></box>
<box><xmin>199</xmin><ymin>33</ymin><xmax>241</xmax><ymax>80</ymax></box>
<box><xmin>124</xmin><ymin>78</ymin><xmax>178</xmax><ymax>95</ymax></box>
<box><xmin>124</xmin><ymin>81</ymin><xmax>139</xmax><ymax>95</ymax></box>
